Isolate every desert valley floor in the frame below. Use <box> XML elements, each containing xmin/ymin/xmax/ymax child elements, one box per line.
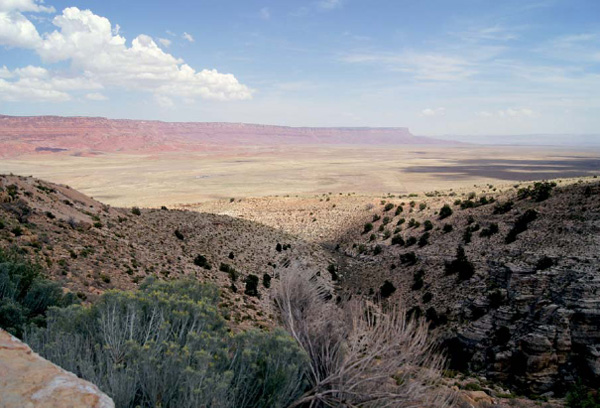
<box><xmin>2</xmin><ymin>144</ymin><xmax>599</xmax><ymax>207</ymax></box>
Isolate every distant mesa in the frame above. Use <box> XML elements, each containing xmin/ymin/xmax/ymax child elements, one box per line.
<box><xmin>0</xmin><ymin>114</ymin><xmax>457</xmax><ymax>158</ymax></box>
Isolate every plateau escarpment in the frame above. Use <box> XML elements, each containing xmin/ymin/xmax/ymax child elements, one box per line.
<box><xmin>0</xmin><ymin>114</ymin><xmax>450</xmax><ymax>158</ymax></box>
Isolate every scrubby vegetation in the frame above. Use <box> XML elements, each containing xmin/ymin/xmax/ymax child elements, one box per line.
<box><xmin>506</xmin><ymin>209</ymin><xmax>538</xmax><ymax>244</ymax></box>
<box><xmin>26</xmin><ymin>278</ymin><xmax>307</xmax><ymax>408</ymax></box>
<box><xmin>0</xmin><ymin>248</ymin><xmax>76</xmax><ymax>337</ymax></box>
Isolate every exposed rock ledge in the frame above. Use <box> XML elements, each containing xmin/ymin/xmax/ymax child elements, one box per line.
<box><xmin>0</xmin><ymin>329</ymin><xmax>114</xmax><ymax>408</ymax></box>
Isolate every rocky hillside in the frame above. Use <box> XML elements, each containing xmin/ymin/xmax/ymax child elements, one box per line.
<box><xmin>0</xmin><ymin>115</ymin><xmax>453</xmax><ymax>158</ymax></box>
<box><xmin>330</xmin><ymin>177</ymin><xmax>600</xmax><ymax>396</ymax></box>
<box><xmin>0</xmin><ymin>174</ymin><xmax>333</xmax><ymax>328</ymax></box>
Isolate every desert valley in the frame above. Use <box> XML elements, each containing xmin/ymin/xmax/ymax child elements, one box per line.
<box><xmin>1</xmin><ymin>115</ymin><xmax>600</xmax><ymax>408</ymax></box>
<box><xmin>2</xmin><ymin>0</ymin><xmax>600</xmax><ymax>407</ymax></box>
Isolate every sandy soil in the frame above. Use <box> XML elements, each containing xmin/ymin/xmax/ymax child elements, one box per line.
<box><xmin>1</xmin><ymin>144</ymin><xmax>598</xmax><ymax>207</ymax></box>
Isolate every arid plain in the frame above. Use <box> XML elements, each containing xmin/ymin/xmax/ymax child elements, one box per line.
<box><xmin>2</xmin><ymin>144</ymin><xmax>599</xmax><ymax>207</ymax></box>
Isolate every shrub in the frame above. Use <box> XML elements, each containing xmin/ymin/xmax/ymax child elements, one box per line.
<box><xmin>194</xmin><ymin>254</ymin><xmax>211</xmax><ymax>270</ymax></box>
<box><xmin>391</xmin><ymin>235</ymin><xmax>405</xmax><ymax>246</ymax></box>
<box><xmin>493</xmin><ymin>201</ymin><xmax>513</xmax><ymax>214</ymax></box>
<box><xmin>506</xmin><ymin>209</ymin><xmax>538</xmax><ymax>243</ymax></box>
<box><xmin>405</xmin><ymin>236</ymin><xmax>417</xmax><ymax>247</ymax></box>
<box><xmin>0</xmin><ymin>248</ymin><xmax>75</xmax><ymax>337</ymax></box>
<box><xmin>395</xmin><ymin>206</ymin><xmax>403</xmax><ymax>216</ymax></box>
<box><xmin>383</xmin><ymin>229</ymin><xmax>391</xmax><ymax>240</ymax></box>
<box><xmin>263</xmin><ymin>273</ymin><xmax>272</xmax><ymax>288</ymax></box>
<box><xmin>518</xmin><ymin>181</ymin><xmax>556</xmax><ymax>202</ymax></box>
<box><xmin>423</xmin><ymin>220</ymin><xmax>433</xmax><ymax>231</ymax></box>
<box><xmin>400</xmin><ymin>252</ymin><xmax>417</xmax><ymax>265</ymax></box>
<box><xmin>439</xmin><ymin>204</ymin><xmax>453</xmax><ymax>219</ymax></box>
<box><xmin>363</xmin><ymin>223</ymin><xmax>374</xmax><ymax>234</ymax></box>
<box><xmin>384</xmin><ymin>203</ymin><xmax>394</xmax><ymax>212</ymax></box>
<box><xmin>412</xmin><ymin>270</ymin><xmax>424</xmax><ymax>290</ymax></box>
<box><xmin>379</xmin><ymin>280</ymin><xmax>396</xmax><ymax>299</ymax></box>
<box><xmin>27</xmin><ymin>279</ymin><xmax>307</xmax><ymax>408</ymax></box>
<box><xmin>373</xmin><ymin>245</ymin><xmax>383</xmax><ymax>255</ymax></box>
<box><xmin>228</xmin><ymin>251</ymin><xmax>235</xmax><ymax>259</ymax></box>
<box><xmin>480</xmin><ymin>223</ymin><xmax>499</xmax><ymax>238</ymax></box>
<box><xmin>566</xmin><ymin>381</ymin><xmax>600</xmax><ymax>408</ymax></box>
<box><xmin>276</xmin><ymin>243</ymin><xmax>282</xmax><ymax>252</ymax></box>
<box><xmin>536</xmin><ymin>256</ymin><xmax>554</xmax><ymax>270</ymax></box>
<box><xmin>372</xmin><ymin>214</ymin><xmax>381</xmax><ymax>222</ymax></box>
<box><xmin>397</xmin><ymin>218</ymin><xmax>406</xmax><ymax>226</ymax></box>
<box><xmin>445</xmin><ymin>246</ymin><xmax>475</xmax><ymax>281</ymax></box>
<box><xmin>442</xmin><ymin>224</ymin><xmax>453</xmax><ymax>233</ymax></box>
<box><xmin>131</xmin><ymin>206</ymin><xmax>141</xmax><ymax>216</ymax></box>
<box><xmin>245</xmin><ymin>274</ymin><xmax>260</xmax><ymax>297</ymax></box>
<box><xmin>423</xmin><ymin>292</ymin><xmax>433</xmax><ymax>303</ymax></box>
<box><xmin>174</xmin><ymin>229</ymin><xmax>184</xmax><ymax>240</ymax></box>
<box><xmin>419</xmin><ymin>203</ymin><xmax>427</xmax><ymax>211</ymax></box>
<box><xmin>382</xmin><ymin>216</ymin><xmax>391</xmax><ymax>225</ymax></box>
<box><xmin>418</xmin><ymin>232</ymin><xmax>430</xmax><ymax>247</ymax></box>
<box><xmin>369</xmin><ymin>233</ymin><xmax>376</xmax><ymax>242</ymax></box>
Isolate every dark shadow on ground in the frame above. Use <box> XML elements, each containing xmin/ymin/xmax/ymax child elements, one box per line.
<box><xmin>404</xmin><ymin>158</ymin><xmax>600</xmax><ymax>181</ymax></box>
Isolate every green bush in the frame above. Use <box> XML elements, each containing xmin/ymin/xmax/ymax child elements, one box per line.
<box><xmin>439</xmin><ymin>204</ymin><xmax>453</xmax><ymax>219</ymax></box>
<box><xmin>445</xmin><ymin>246</ymin><xmax>475</xmax><ymax>281</ymax></box>
<box><xmin>391</xmin><ymin>235</ymin><xmax>405</xmax><ymax>246</ymax></box>
<box><xmin>194</xmin><ymin>254</ymin><xmax>211</xmax><ymax>270</ymax></box>
<box><xmin>245</xmin><ymin>274</ymin><xmax>260</xmax><ymax>297</ymax></box>
<box><xmin>26</xmin><ymin>279</ymin><xmax>307</xmax><ymax>408</ymax></box>
<box><xmin>566</xmin><ymin>381</ymin><xmax>600</xmax><ymax>408</ymax></box>
<box><xmin>379</xmin><ymin>280</ymin><xmax>396</xmax><ymax>299</ymax></box>
<box><xmin>131</xmin><ymin>206</ymin><xmax>141</xmax><ymax>216</ymax></box>
<box><xmin>384</xmin><ymin>203</ymin><xmax>394</xmax><ymax>212</ymax></box>
<box><xmin>506</xmin><ymin>209</ymin><xmax>538</xmax><ymax>244</ymax></box>
<box><xmin>400</xmin><ymin>252</ymin><xmax>417</xmax><ymax>265</ymax></box>
<box><xmin>442</xmin><ymin>224</ymin><xmax>453</xmax><ymax>233</ymax></box>
<box><xmin>363</xmin><ymin>223</ymin><xmax>373</xmax><ymax>234</ymax></box>
<box><xmin>395</xmin><ymin>206</ymin><xmax>403</xmax><ymax>216</ymax></box>
<box><xmin>263</xmin><ymin>273</ymin><xmax>272</xmax><ymax>288</ymax></box>
<box><xmin>423</xmin><ymin>220</ymin><xmax>433</xmax><ymax>231</ymax></box>
<box><xmin>0</xmin><ymin>248</ymin><xmax>76</xmax><ymax>337</ymax></box>
<box><xmin>480</xmin><ymin>223</ymin><xmax>499</xmax><ymax>238</ymax></box>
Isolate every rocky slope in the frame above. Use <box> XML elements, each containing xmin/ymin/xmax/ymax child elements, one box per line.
<box><xmin>0</xmin><ymin>115</ymin><xmax>453</xmax><ymax>158</ymax></box>
<box><xmin>0</xmin><ymin>329</ymin><xmax>114</xmax><ymax>408</ymax></box>
<box><xmin>0</xmin><ymin>174</ymin><xmax>333</xmax><ymax>328</ymax></box>
<box><xmin>330</xmin><ymin>177</ymin><xmax>600</xmax><ymax>396</ymax></box>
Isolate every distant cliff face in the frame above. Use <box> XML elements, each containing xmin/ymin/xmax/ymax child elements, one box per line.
<box><xmin>0</xmin><ymin>115</ymin><xmax>452</xmax><ymax>158</ymax></box>
<box><xmin>0</xmin><ymin>329</ymin><xmax>114</xmax><ymax>408</ymax></box>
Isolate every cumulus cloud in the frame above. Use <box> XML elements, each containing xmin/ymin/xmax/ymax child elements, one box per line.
<box><xmin>421</xmin><ymin>107</ymin><xmax>446</xmax><ymax>116</ymax></box>
<box><xmin>0</xmin><ymin>5</ymin><xmax>252</xmax><ymax>103</ymax></box>
<box><xmin>0</xmin><ymin>0</ymin><xmax>54</xmax><ymax>13</ymax></box>
<box><xmin>182</xmin><ymin>32</ymin><xmax>194</xmax><ymax>42</ymax></box>
<box><xmin>0</xmin><ymin>65</ymin><xmax>100</xmax><ymax>101</ymax></box>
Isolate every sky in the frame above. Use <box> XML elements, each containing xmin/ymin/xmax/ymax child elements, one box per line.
<box><xmin>1</xmin><ymin>0</ymin><xmax>599</xmax><ymax>136</ymax></box>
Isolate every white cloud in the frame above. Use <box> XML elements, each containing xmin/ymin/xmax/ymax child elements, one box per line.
<box><xmin>157</xmin><ymin>37</ymin><xmax>171</xmax><ymax>47</ymax></box>
<box><xmin>0</xmin><ymin>10</ymin><xmax>42</xmax><ymax>48</ymax></box>
<box><xmin>0</xmin><ymin>0</ymin><xmax>55</xmax><ymax>13</ymax></box>
<box><xmin>498</xmin><ymin>108</ymin><xmax>534</xmax><ymax>117</ymax></box>
<box><xmin>0</xmin><ymin>65</ymin><xmax>100</xmax><ymax>101</ymax></box>
<box><xmin>0</xmin><ymin>6</ymin><xmax>252</xmax><ymax>102</ymax></box>
<box><xmin>476</xmin><ymin>111</ymin><xmax>493</xmax><ymax>118</ymax></box>
<box><xmin>421</xmin><ymin>107</ymin><xmax>446</xmax><ymax>117</ymax></box>
<box><xmin>317</xmin><ymin>0</ymin><xmax>344</xmax><ymax>10</ymax></box>
<box><xmin>259</xmin><ymin>7</ymin><xmax>270</xmax><ymax>20</ymax></box>
<box><xmin>182</xmin><ymin>32</ymin><xmax>194</xmax><ymax>42</ymax></box>
<box><xmin>342</xmin><ymin>52</ymin><xmax>476</xmax><ymax>81</ymax></box>
<box><xmin>85</xmin><ymin>92</ymin><xmax>107</xmax><ymax>101</ymax></box>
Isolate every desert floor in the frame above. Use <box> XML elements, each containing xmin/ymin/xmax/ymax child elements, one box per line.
<box><xmin>1</xmin><ymin>144</ymin><xmax>598</xmax><ymax>207</ymax></box>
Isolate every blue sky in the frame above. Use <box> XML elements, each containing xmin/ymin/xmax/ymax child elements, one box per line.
<box><xmin>1</xmin><ymin>0</ymin><xmax>599</xmax><ymax>135</ymax></box>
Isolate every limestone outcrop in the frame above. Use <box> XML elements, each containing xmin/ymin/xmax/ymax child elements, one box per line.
<box><xmin>0</xmin><ymin>329</ymin><xmax>114</xmax><ymax>408</ymax></box>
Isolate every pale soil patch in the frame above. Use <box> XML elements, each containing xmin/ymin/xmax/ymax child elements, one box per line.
<box><xmin>1</xmin><ymin>145</ymin><xmax>597</xmax><ymax>207</ymax></box>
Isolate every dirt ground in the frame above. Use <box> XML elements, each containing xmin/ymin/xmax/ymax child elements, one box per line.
<box><xmin>1</xmin><ymin>144</ymin><xmax>598</xmax><ymax>207</ymax></box>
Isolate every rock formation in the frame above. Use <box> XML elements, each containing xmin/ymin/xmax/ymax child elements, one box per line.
<box><xmin>0</xmin><ymin>329</ymin><xmax>114</xmax><ymax>408</ymax></box>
